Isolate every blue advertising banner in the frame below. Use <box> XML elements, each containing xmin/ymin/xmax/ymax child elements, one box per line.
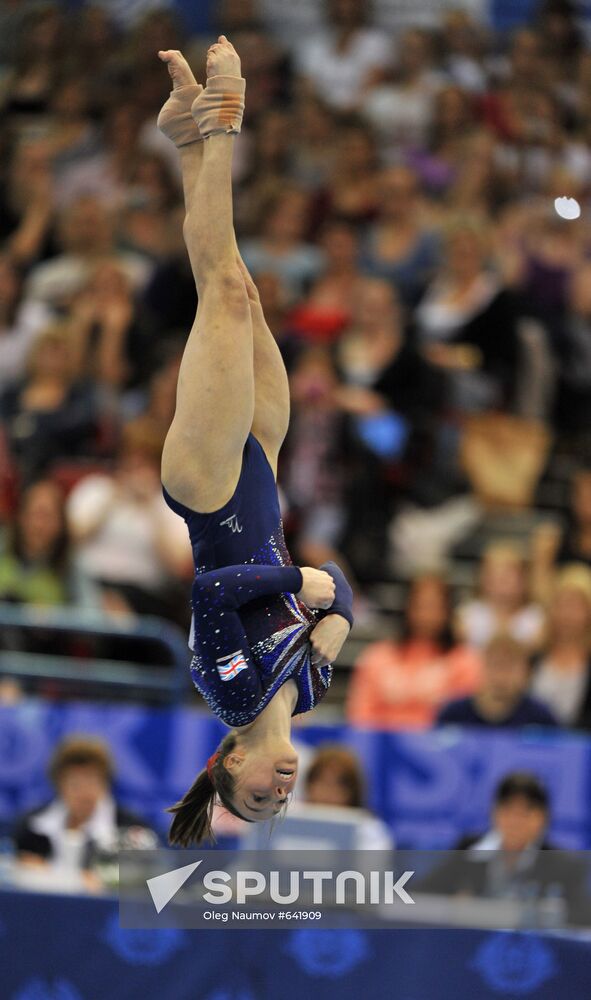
<box><xmin>2</xmin><ymin>889</ymin><xmax>591</xmax><ymax>1000</ymax></box>
<box><xmin>1</xmin><ymin>702</ymin><xmax>591</xmax><ymax>848</ymax></box>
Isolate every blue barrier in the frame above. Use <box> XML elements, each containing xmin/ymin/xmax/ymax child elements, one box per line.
<box><xmin>1</xmin><ymin>888</ymin><xmax>590</xmax><ymax>1000</ymax></box>
<box><xmin>2</xmin><ymin>701</ymin><xmax>591</xmax><ymax>848</ymax></box>
<box><xmin>0</xmin><ymin>603</ymin><xmax>189</xmax><ymax>704</ymax></box>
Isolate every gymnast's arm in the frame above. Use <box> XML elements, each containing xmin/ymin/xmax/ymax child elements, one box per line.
<box><xmin>191</xmin><ymin>561</ymin><xmax>348</xmax><ymax>614</ymax></box>
<box><xmin>308</xmin><ymin>561</ymin><xmax>354</xmax><ymax>667</ymax></box>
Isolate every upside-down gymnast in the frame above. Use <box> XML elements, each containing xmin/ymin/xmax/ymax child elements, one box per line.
<box><xmin>157</xmin><ymin>37</ymin><xmax>354</xmax><ymax>845</ymax></box>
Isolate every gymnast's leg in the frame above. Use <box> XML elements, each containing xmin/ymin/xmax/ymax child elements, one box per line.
<box><xmin>159</xmin><ymin>40</ymin><xmax>254</xmax><ymax>514</ymax></box>
<box><xmin>236</xmin><ymin>252</ymin><xmax>291</xmax><ymax>476</ymax></box>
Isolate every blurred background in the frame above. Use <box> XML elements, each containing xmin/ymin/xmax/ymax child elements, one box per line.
<box><xmin>2</xmin><ymin>0</ymin><xmax>591</xmax><ymax>996</ymax></box>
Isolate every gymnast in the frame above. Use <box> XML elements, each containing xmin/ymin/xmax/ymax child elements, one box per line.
<box><xmin>157</xmin><ymin>37</ymin><xmax>354</xmax><ymax>845</ymax></box>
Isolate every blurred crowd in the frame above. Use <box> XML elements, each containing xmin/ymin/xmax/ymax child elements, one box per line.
<box><xmin>3</xmin><ymin>0</ymin><xmax>591</xmax><ymax>737</ymax></box>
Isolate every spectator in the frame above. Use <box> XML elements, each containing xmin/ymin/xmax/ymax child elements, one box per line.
<box><xmin>420</xmin><ymin>772</ymin><xmax>589</xmax><ymax>925</ymax></box>
<box><xmin>314</xmin><ymin>119</ymin><xmax>379</xmax><ymax>229</ymax></box>
<box><xmin>290</xmin><ymin>219</ymin><xmax>365</xmax><ymax>343</ymax></box>
<box><xmin>24</xmin><ymin>196</ymin><xmax>152</xmax><ymax>311</ymax></box>
<box><xmin>531</xmin><ymin>564</ymin><xmax>591</xmax><ymax>729</ymax></box>
<box><xmin>282</xmin><ymin>346</ymin><xmax>350</xmax><ymax>575</ymax></box>
<box><xmin>0</xmin><ymin>255</ymin><xmax>53</xmax><ymax>396</ymax></box>
<box><xmin>416</xmin><ymin>217</ymin><xmax>521</xmax><ymax>415</ymax></box>
<box><xmin>3</xmin><ymin>4</ymin><xmax>63</xmax><ymax>116</ymax></box>
<box><xmin>66</xmin><ymin>423</ymin><xmax>191</xmax><ymax>620</ymax></box>
<box><xmin>458</xmin><ymin>771</ymin><xmax>555</xmax><ymax>851</ymax></box>
<box><xmin>441</xmin><ymin>11</ymin><xmax>488</xmax><ymax>93</ymax></box>
<box><xmin>254</xmin><ymin>271</ymin><xmax>302</xmax><ymax>372</ymax></box>
<box><xmin>334</xmin><ymin>277</ymin><xmax>450</xmax><ymax>511</ymax></box>
<box><xmin>347</xmin><ymin>573</ymin><xmax>482</xmax><ymax>728</ymax></box>
<box><xmin>54</xmin><ymin>102</ymin><xmax>167</xmax><ymax>211</ymax></box>
<box><xmin>0</xmin><ymin>323</ymin><xmax>101</xmax><ymax>485</ymax></box>
<box><xmin>69</xmin><ymin>260</ymin><xmax>150</xmax><ymax>391</ymax></box>
<box><xmin>293</xmin><ymin>0</ymin><xmax>392</xmax><ymax>113</ymax></box>
<box><xmin>13</xmin><ymin>736</ymin><xmax>157</xmax><ymax>880</ymax></box>
<box><xmin>44</xmin><ymin>75</ymin><xmax>101</xmax><ymax>180</ymax></box>
<box><xmin>552</xmin><ymin>262</ymin><xmax>591</xmax><ymax>435</ymax></box>
<box><xmin>531</xmin><ymin>467</ymin><xmax>591</xmax><ymax>602</ymax></box>
<box><xmin>302</xmin><ymin>744</ymin><xmax>393</xmax><ymax>849</ymax></box>
<box><xmin>290</xmin><ymin>95</ymin><xmax>337</xmax><ymax>190</ymax></box>
<box><xmin>407</xmin><ymin>85</ymin><xmax>483</xmax><ymax>198</ymax></box>
<box><xmin>0</xmin><ymin>479</ymin><xmax>99</xmax><ymax>607</ymax></box>
<box><xmin>363</xmin><ymin>28</ymin><xmax>444</xmax><ymax>155</ymax></box>
<box><xmin>0</xmin><ymin>138</ymin><xmax>56</xmax><ymax>268</ymax></box>
<box><xmin>359</xmin><ymin>165</ymin><xmax>439</xmax><ymax>307</ymax></box>
<box><xmin>437</xmin><ymin>634</ymin><xmax>558</xmax><ymax>728</ymax></box>
<box><xmin>457</xmin><ymin>541</ymin><xmax>544</xmax><ymax>650</ymax></box>
<box><xmin>239</xmin><ymin>187</ymin><xmax>324</xmax><ymax>301</ymax></box>
<box><xmin>234</xmin><ymin>108</ymin><xmax>292</xmax><ymax>236</ymax></box>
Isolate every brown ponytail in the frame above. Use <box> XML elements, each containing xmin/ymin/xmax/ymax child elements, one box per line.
<box><xmin>167</xmin><ymin>732</ymin><xmax>255</xmax><ymax>847</ymax></box>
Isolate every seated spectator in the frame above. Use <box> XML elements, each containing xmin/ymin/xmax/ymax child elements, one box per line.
<box><xmin>0</xmin><ymin>254</ymin><xmax>53</xmax><ymax>396</ymax></box>
<box><xmin>24</xmin><ymin>196</ymin><xmax>152</xmax><ymax>311</ymax></box>
<box><xmin>440</xmin><ymin>10</ymin><xmax>487</xmax><ymax>93</ymax></box>
<box><xmin>13</xmin><ymin>736</ymin><xmax>157</xmax><ymax>882</ymax></box>
<box><xmin>552</xmin><ymin>262</ymin><xmax>591</xmax><ymax>435</ymax></box>
<box><xmin>460</xmin><ymin>772</ymin><xmax>555</xmax><ymax>850</ymax></box>
<box><xmin>313</xmin><ymin>119</ymin><xmax>379</xmax><ymax>229</ymax></box>
<box><xmin>3</xmin><ymin>4</ymin><xmax>63</xmax><ymax>116</ymax></box>
<box><xmin>44</xmin><ymin>74</ymin><xmax>101</xmax><ymax>180</ymax></box>
<box><xmin>140</xmin><ymin>205</ymin><xmax>197</xmax><ymax>335</ymax></box>
<box><xmin>416</xmin><ymin>217</ymin><xmax>521</xmax><ymax>415</ymax></box>
<box><xmin>347</xmin><ymin>573</ymin><xmax>482</xmax><ymax>729</ymax></box>
<box><xmin>239</xmin><ymin>187</ymin><xmax>324</xmax><ymax>301</ymax></box>
<box><xmin>531</xmin><ymin>564</ymin><xmax>591</xmax><ymax>730</ymax></box>
<box><xmin>0</xmin><ymin>479</ymin><xmax>99</xmax><ymax>608</ymax></box>
<box><xmin>290</xmin><ymin>95</ymin><xmax>338</xmax><ymax>190</ymax></box>
<box><xmin>531</xmin><ymin>467</ymin><xmax>591</xmax><ymax>602</ymax></box>
<box><xmin>234</xmin><ymin>109</ymin><xmax>293</xmax><ymax>236</ymax></box>
<box><xmin>254</xmin><ymin>271</ymin><xmax>302</xmax><ymax>372</ymax></box>
<box><xmin>66</xmin><ymin>423</ymin><xmax>192</xmax><ymax>620</ymax></box>
<box><xmin>437</xmin><ymin>634</ymin><xmax>558</xmax><ymax>728</ymax></box>
<box><xmin>293</xmin><ymin>0</ymin><xmax>392</xmax><ymax>113</ymax></box>
<box><xmin>359</xmin><ymin>166</ymin><xmax>439</xmax><ymax>307</ymax></box>
<box><xmin>407</xmin><ymin>85</ymin><xmax>483</xmax><ymax>198</ymax></box>
<box><xmin>457</xmin><ymin>541</ymin><xmax>544</xmax><ymax>650</ymax></box>
<box><xmin>122</xmin><ymin>344</ymin><xmax>182</xmax><ymax>439</ymax></box>
<box><xmin>335</xmin><ymin>279</ymin><xmax>445</xmax><ymax>420</ymax></box>
<box><xmin>0</xmin><ymin>138</ymin><xmax>56</xmax><ymax>268</ymax></box>
<box><xmin>282</xmin><ymin>346</ymin><xmax>350</xmax><ymax>577</ymax></box>
<box><xmin>289</xmin><ymin>220</ymin><xmax>365</xmax><ymax>343</ymax></box>
<box><xmin>420</xmin><ymin>772</ymin><xmax>588</xmax><ymax>924</ymax></box>
<box><xmin>0</xmin><ymin>323</ymin><xmax>101</xmax><ymax>485</ymax></box>
<box><xmin>363</xmin><ymin>28</ymin><xmax>444</xmax><ymax>156</ymax></box>
<box><xmin>69</xmin><ymin>260</ymin><xmax>151</xmax><ymax>391</ymax></box>
<box><xmin>507</xmin><ymin>206</ymin><xmax>583</xmax><ymax>322</ymax></box>
<box><xmin>53</xmin><ymin>101</ymin><xmax>146</xmax><ymax>211</ymax></box>
<box><xmin>302</xmin><ymin>745</ymin><xmax>393</xmax><ymax>849</ymax></box>
<box><xmin>333</xmin><ymin>278</ymin><xmax>449</xmax><ymax>507</ymax></box>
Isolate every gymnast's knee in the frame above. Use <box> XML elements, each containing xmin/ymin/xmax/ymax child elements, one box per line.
<box><xmin>188</xmin><ymin>257</ymin><xmax>249</xmax><ymax>314</ymax></box>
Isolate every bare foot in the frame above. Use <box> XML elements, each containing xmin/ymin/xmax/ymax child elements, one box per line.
<box><xmin>158</xmin><ymin>49</ymin><xmax>199</xmax><ymax>90</ymax></box>
<box><xmin>206</xmin><ymin>35</ymin><xmax>241</xmax><ymax>79</ymax></box>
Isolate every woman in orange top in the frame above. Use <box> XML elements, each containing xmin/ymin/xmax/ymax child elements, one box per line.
<box><xmin>347</xmin><ymin>573</ymin><xmax>482</xmax><ymax>729</ymax></box>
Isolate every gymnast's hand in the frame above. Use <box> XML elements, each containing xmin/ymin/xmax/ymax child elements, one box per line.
<box><xmin>297</xmin><ymin>567</ymin><xmax>336</xmax><ymax>610</ymax></box>
<box><xmin>309</xmin><ymin>614</ymin><xmax>350</xmax><ymax>667</ymax></box>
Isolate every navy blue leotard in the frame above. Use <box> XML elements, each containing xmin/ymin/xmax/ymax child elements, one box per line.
<box><xmin>163</xmin><ymin>433</ymin><xmax>353</xmax><ymax>727</ymax></box>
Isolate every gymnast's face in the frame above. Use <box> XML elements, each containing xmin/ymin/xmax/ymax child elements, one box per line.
<box><xmin>225</xmin><ymin>749</ymin><xmax>298</xmax><ymax>821</ymax></box>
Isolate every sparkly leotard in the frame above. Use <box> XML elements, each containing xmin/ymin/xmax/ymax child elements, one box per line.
<box><xmin>163</xmin><ymin>434</ymin><xmax>352</xmax><ymax>727</ymax></box>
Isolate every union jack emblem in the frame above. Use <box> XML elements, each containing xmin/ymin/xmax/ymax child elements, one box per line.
<box><xmin>216</xmin><ymin>649</ymin><xmax>249</xmax><ymax>681</ymax></box>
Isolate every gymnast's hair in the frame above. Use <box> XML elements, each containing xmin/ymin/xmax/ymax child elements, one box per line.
<box><xmin>167</xmin><ymin>731</ymin><xmax>255</xmax><ymax>846</ymax></box>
